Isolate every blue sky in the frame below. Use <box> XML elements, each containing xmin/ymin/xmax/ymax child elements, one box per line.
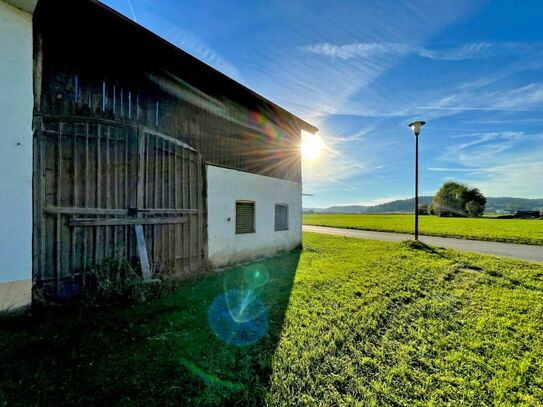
<box><xmin>103</xmin><ymin>0</ymin><xmax>543</xmax><ymax>208</ymax></box>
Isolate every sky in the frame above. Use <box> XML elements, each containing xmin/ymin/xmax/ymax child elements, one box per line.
<box><xmin>103</xmin><ymin>0</ymin><xmax>543</xmax><ymax>208</ymax></box>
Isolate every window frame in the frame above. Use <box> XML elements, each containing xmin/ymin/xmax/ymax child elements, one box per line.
<box><xmin>235</xmin><ymin>200</ymin><xmax>256</xmax><ymax>234</ymax></box>
<box><xmin>274</xmin><ymin>203</ymin><xmax>289</xmax><ymax>231</ymax></box>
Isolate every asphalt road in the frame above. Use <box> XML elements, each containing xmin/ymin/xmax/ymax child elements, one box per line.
<box><xmin>303</xmin><ymin>225</ymin><xmax>543</xmax><ymax>263</ymax></box>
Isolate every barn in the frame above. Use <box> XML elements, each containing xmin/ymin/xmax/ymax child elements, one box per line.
<box><xmin>0</xmin><ymin>0</ymin><xmax>317</xmax><ymax>310</ymax></box>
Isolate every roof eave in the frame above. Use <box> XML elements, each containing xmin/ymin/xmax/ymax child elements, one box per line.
<box><xmin>87</xmin><ymin>0</ymin><xmax>318</xmax><ymax>134</ymax></box>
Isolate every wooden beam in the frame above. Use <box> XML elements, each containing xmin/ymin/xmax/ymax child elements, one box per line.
<box><xmin>69</xmin><ymin>217</ymin><xmax>188</xmax><ymax>227</ymax></box>
<box><xmin>43</xmin><ymin>206</ymin><xmax>128</xmax><ymax>216</ymax></box>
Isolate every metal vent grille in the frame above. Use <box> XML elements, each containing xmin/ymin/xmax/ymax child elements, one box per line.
<box><xmin>275</xmin><ymin>204</ymin><xmax>289</xmax><ymax>231</ymax></box>
<box><xmin>236</xmin><ymin>201</ymin><xmax>255</xmax><ymax>234</ymax></box>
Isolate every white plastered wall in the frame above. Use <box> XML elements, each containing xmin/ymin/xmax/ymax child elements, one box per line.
<box><xmin>0</xmin><ymin>0</ymin><xmax>35</xmax><ymax>310</ymax></box>
<box><xmin>206</xmin><ymin>165</ymin><xmax>302</xmax><ymax>267</ymax></box>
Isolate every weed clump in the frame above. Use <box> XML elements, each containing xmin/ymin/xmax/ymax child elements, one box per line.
<box><xmin>81</xmin><ymin>258</ymin><xmax>161</xmax><ymax>305</ymax></box>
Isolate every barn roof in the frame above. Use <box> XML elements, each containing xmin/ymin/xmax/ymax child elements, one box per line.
<box><xmin>38</xmin><ymin>0</ymin><xmax>318</xmax><ymax>134</ymax></box>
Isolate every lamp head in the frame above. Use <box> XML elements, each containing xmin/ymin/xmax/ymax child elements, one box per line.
<box><xmin>408</xmin><ymin>121</ymin><xmax>426</xmax><ymax>136</ymax></box>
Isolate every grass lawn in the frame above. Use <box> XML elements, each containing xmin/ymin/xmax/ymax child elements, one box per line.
<box><xmin>1</xmin><ymin>233</ymin><xmax>543</xmax><ymax>406</ymax></box>
<box><xmin>303</xmin><ymin>213</ymin><xmax>543</xmax><ymax>245</ymax></box>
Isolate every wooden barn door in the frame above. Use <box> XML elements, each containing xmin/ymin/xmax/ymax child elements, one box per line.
<box><xmin>33</xmin><ymin>116</ymin><xmax>205</xmax><ymax>298</ymax></box>
<box><xmin>137</xmin><ymin>128</ymin><xmax>205</xmax><ymax>276</ymax></box>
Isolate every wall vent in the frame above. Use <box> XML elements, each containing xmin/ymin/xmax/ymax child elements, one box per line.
<box><xmin>236</xmin><ymin>201</ymin><xmax>255</xmax><ymax>234</ymax></box>
<box><xmin>275</xmin><ymin>204</ymin><xmax>289</xmax><ymax>231</ymax></box>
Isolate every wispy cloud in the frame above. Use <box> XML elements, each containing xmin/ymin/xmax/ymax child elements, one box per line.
<box><xmin>324</xmin><ymin>177</ymin><xmax>358</xmax><ymax>191</ymax></box>
<box><xmin>429</xmin><ymin>167</ymin><xmax>484</xmax><ymax>172</ymax></box>
<box><xmin>464</xmin><ymin>118</ymin><xmax>543</xmax><ymax>124</ymax></box>
<box><xmin>301</xmin><ymin>40</ymin><xmax>543</xmax><ymax>125</ymax></box>
<box><xmin>443</xmin><ymin>131</ymin><xmax>526</xmax><ymax>162</ymax></box>
<box><xmin>304</xmin><ymin>42</ymin><xmax>412</xmax><ymax>60</ymax></box>
<box><xmin>118</xmin><ymin>2</ymin><xmax>242</xmax><ymax>81</ymax></box>
<box><xmin>417</xmin><ymin>106</ymin><xmax>542</xmax><ymax>112</ymax></box>
<box><xmin>167</xmin><ymin>31</ymin><xmax>242</xmax><ymax>81</ymax></box>
<box><xmin>420</xmin><ymin>42</ymin><xmax>538</xmax><ymax>60</ymax></box>
<box><xmin>434</xmin><ymin>131</ymin><xmax>543</xmax><ymax>198</ymax></box>
<box><xmin>303</xmin><ymin>41</ymin><xmax>541</xmax><ymax>61</ymax></box>
<box><xmin>418</xmin><ymin>83</ymin><xmax>543</xmax><ymax>118</ymax></box>
<box><xmin>302</xmin><ymin>152</ymin><xmax>376</xmax><ymax>194</ymax></box>
<box><xmin>462</xmin><ymin>161</ymin><xmax>543</xmax><ymax>198</ymax></box>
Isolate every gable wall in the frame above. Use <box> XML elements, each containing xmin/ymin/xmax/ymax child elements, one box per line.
<box><xmin>0</xmin><ymin>0</ymin><xmax>34</xmax><ymax>310</ymax></box>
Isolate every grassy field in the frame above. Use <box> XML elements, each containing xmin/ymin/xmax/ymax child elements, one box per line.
<box><xmin>2</xmin><ymin>233</ymin><xmax>543</xmax><ymax>405</ymax></box>
<box><xmin>304</xmin><ymin>213</ymin><xmax>543</xmax><ymax>245</ymax></box>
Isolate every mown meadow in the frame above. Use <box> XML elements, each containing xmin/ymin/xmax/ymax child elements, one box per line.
<box><xmin>303</xmin><ymin>213</ymin><xmax>543</xmax><ymax>245</ymax></box>
<box><xmin>1</xmin><ymin>233</ymin><xmax>542</xmax><ymax>405</ymax></box>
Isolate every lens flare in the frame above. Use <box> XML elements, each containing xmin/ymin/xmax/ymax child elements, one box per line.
<box><xmin>208</xmin><ymin>289</ymin><xmax>268</xmax><ymax>346</ymax></box>
<box><xmin>301</xmin><ymin>132</ymin><xmax>324</xmax><ymax>160</ymax></box>
<box><xmin>244</xmin><ymin>264</ymin><xmax>270</xmax><ymax>288</ymax></box>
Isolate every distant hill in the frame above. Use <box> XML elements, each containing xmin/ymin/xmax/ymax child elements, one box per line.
<box><xmin>365</xmin><ymin>197</ymin><xmax>433</xmax><ymax>213</ymax></box>
<box><xmin>304</xmin><ymin>205</ymin><xmax>368</xmax><ymax>214</ymax></box>
<box><xmin>484</xmin><ymin>197</ymin><xmax>543</xmax><ymax>213</ymax></box>
<box><xmin>304</xmin><ymin>196</ymin><xmax>543</xmax><ymax>214</ymax></box>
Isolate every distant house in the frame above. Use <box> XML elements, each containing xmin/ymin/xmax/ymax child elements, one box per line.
<box><xmin>417</xmin><ymin>204</ymin><xmax>429</xmax><ymax>215</ymax></box>
<box><xmin>0</xmin><ymin>0</ymin><xmax>317</xmax><ymax>309</ymax></box>
<box><xmin>514</xmin><ymin>211</ymin><xmax>541</xmax><ymax>219</ymax></box>
<box><xmin>495</xmin><ymin>209</ymin><xmax>513</xmax><ymax>215</ymax></box>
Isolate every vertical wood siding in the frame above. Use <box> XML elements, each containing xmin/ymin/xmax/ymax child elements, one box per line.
<box><xmin>35</xmin><ymin>0</ymin><xmax>304</xmax><ymax>183</ymax></box>
<box><xmin>33</xmin><ymin>117</ymin><xmax>206</xmax><ymax>297</ymax></box>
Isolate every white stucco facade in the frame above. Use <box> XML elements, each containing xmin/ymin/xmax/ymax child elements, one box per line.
<box><xmin>206</xmin><ymin>165</ymin><xmax>302</xmax><ymax>267</ymax></box>
<box><xmin>0</xmin><ymin>0</ymin><xmax>35</xmax><ymax>310</ymax></box>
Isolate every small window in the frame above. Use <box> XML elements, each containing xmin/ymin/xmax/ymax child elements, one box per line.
<box><xmin>275</xmin><ymin>204</ymin><xmax>289</xmax><ymax>231</ymax></box>
<box><xmin>236</xmin><ymin>201</ymin><xmax>255</xmax><ymax>234</ymax></box>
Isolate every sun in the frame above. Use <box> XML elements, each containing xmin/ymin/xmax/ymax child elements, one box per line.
<box><xmin>301</xmin><ymin>133</ymin><xmax>324</xmax><ymax>160</ymax></box>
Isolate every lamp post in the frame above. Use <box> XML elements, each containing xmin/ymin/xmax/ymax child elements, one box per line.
<box><xmin>408</xmin><ymin>120</ymin><xmax>425</xmax><ymax>241</ymax></box>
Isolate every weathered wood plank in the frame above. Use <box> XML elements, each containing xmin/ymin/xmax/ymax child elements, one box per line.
<box><xmin>83</xmin><ymin>123</ymin><xmax>90</xmax><ymax>270</ymax></box>
<box><xmin>105</xmin><ymin>126</ymin><xmax>111</xmax><ymax>257</ymax></box>
<box><xmin>188</xmin><ymin>149</ymin><xmax>192</xmax><ymax>272</ymax></box>
<box><xmin>113</xmin><ymin>127</ymin><xmax>119</xmax><ymax>252</ymax></box>
<box><xmin>161</xmin><ymin>137</ymin><xmax>166</xmax><ymax>262</ymax></box>
<box><xmin>137</xmin><ymin>129</ymin><xmax>145</xmax><ymax>210</ymax></box>
<box><xmin>135</xmin><ymin>224</ymin><xmax>152</xmax><ymax>280</ymax></box>
<box><xmin>33</xmin><ymin>117</ymin><xmax>45</xmax><ymax>282</ymax></box>
<box><xmin>55</xmin><ymin>122</ymin><xmax>62</xmax><ymax>292</ymax></box>
<box><xmin>94</xmin><ymin>124</ymin><xmax>102</xmax><ymax>264</ymax></box>
<box><xmin>145</xmin><ymin>132</ymin><xmax>149</xmax><ymax>208</ymax></box>
<box><xmin>153</xmin><ymin>133</ymin><xmax>158</xmax><ymax>261</ymax></box>
<box><xmin>182</xmin><ymin>147</ymin><xmax>188</xmax><ymax>272</ymax></box>
<box><xmin>197</xmin><ymin>154</ymin><xmax>203</xmax><ymax>261</ymax></box>
<box><xmin>70</xmin><ymin>125</ymin><xmax>77</xmax><ymax>272</ymax></box>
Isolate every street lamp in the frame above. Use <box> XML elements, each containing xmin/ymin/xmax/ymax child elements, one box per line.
<box><xmin>408</xmin><ymin>120</ymin><xmax>425</xmax><ymax>241</ymax></box>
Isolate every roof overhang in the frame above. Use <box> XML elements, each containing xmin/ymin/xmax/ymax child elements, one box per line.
<box><xmin>3</xmin><ymin>0</ymin><xmax>37</xmax><ymax>13</ymax></box>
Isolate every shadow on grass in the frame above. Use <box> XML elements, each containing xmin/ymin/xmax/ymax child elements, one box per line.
<box><xmin>0</xmin><ymin>249</ymin><xmax>301</xmax><ymax>406</ymax></box>
<box><xmin>402</xmin><ymin>240</ymin><xmax>484</xmax><ymax>273</ymax></box>
<box><xmin>402</xmin><ymin>240</ymin><xmax>441</xmax><ymax>255</ymax></box>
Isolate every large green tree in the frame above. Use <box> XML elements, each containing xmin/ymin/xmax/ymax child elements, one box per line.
<box><xmin>431</xmin><ymin>181</ymin><xmax>486</xmax><ymax>217</ymax></box>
